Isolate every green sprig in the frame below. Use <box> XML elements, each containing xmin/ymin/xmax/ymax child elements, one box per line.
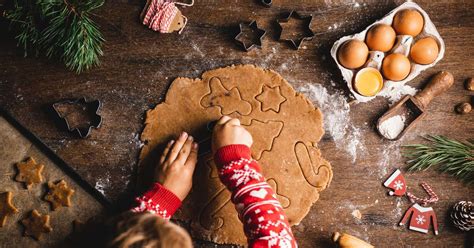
<box><xmin>4</xmin><ymin>0</ymin><xmax>104</xmax><ymax>73</ymax></box>
<box><xmin>403</xmin><ymin>135</ymin><xmax>474</xmax><ymax>185</ymax></box>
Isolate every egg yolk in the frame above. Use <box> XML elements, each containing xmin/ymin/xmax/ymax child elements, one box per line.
<box><xmin>354</xmin><ymin>68</ymin><xmax>383</xmax><ymax>97</ymax></box>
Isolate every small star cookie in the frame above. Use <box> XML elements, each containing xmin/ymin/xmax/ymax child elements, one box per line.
<box><xmin>15</xmin><ymin>157</ymin><xmax>44</xmax><ymax>189</ymax></box>
<box><xmin>45</xmin><ymin>180</ymin><xmax>75</xmax><ymax>210</ymax></box>
<box><xmin>0</xmin><ymin>192</ymin><xmax>19</xmax><ymax>227</ymax></box>
<box><xmin>21</xmin><ymin>210</ymin><xmax>52</xmax><ymax>240</ymax></box>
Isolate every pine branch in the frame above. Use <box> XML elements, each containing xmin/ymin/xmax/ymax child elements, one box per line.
<box><xmin>4</xmin><ymin>0</ymin><xmax>104</xmax><ymax>73</ymax></box>
<box><xmin>403</xmin><ymin>135</ymin><xmax>474</xmax><ymax>185</ymax></box>
<box><xmin>4</xmin><ymin>0</ymin><xmax>43</xmax><ymax>56</ymax></box>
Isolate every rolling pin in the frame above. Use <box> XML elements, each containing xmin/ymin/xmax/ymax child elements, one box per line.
<box><xmin>377</xmin><ymin>71</ymin><xmax>454</xmax><ymax>140</ymax></box>
<box><xmin>332</xmin><ymin>232</ymin><xmax>374</xmax><ymax>248</ymax></box>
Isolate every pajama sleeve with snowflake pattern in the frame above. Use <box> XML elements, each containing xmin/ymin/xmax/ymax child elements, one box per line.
<box><xmin>131</xmin><ymin>182</ymin><xmax>182</xmax><ymax>220</ymax></box>
<box><xmin>215</xmin><ymin>144</ymin><xmax>297</xmax><ymax>248</ymax></box>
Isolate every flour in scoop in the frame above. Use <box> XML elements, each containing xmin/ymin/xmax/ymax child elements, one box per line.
<box><xmin>378</xmin><ymin>115</ymin><xmax>406</xmax><ymax>139</ymax></box>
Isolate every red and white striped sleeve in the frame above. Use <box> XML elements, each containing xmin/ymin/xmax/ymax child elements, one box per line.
<box><xmin>215</xmin><ymin>144</ymin><xmax>297</xmax><ymax>248</ymax></box>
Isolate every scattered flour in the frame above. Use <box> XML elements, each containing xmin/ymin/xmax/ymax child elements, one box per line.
<box><xmin>376</xmin><ymin>140</ymin><xmax>403</xmax><ymax>178</ymax></box>
<box><xmin>379</xmin><ymin>84</ymin><xmax>418</xmax><ymax>104</ymax></box>
<box><xmin>95</xmin><ymin>173</ymin><xmax>111</xmax><ymax>196</ymax></box>
<box><xmin>390</xmin><ymin>198</ymin><xmax>404</xmax><ymax>227</ymax></box>
<box><xmin>334</xmin><ymin>200</ymin><xmax>379</xmax><ymax>241</ymax></box>
<box><xmin>130</xmin><ymin>132</ymin><xmax>144</xmax><ymax>149</ymax></box>
<box><xmin>191</xmin><ymin>43</ymin><xmax>205</xmax><ymax>58</ymax></box>
<box><xmin>328</xmin><ymin>22</ymin><xmax>342</xmax><ymax>30</ymax></box>
<box><xmin>299</xmin><ymin>84</ymin><xmax>365</xmax><ymax>163</ymax></box>
<box><xmin>352</xmin><ymin>209</ymin><xmax>362</xmax><ymax>220</ymax></box>
<box><xmin>324</xmin><ymin>0</ymin><xmax>362</xmax><ymax>8</ymax></box>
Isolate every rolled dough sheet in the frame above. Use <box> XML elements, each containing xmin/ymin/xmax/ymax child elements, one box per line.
<box><xmin>138</xmin><ymin>64</ymin><xmax>332</xmax><ymax>245</ymax></box>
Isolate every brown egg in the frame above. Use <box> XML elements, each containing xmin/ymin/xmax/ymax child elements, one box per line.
<box><xmin>366</xmin><ymin>24</ymin><xmax>396</xmax><ymax>52</ymax></box>
<box><xmin>382</xmin><ymin>53</ymin><xmax>411</xmax><ymax>81</ymax></box>
<box><xmin>410</xmin><ymin>37</ymin><xmax>439</xmax><ymax>65</ymax></box>
<box><xmin>393</xmin><ymin>9</ymin><xmax>424</xmax><ymax>36</ymax></box>
<box><xmin>337</xmin><ymin>39</ymin><xmax>369</xmax><ymax>69</ymax></box>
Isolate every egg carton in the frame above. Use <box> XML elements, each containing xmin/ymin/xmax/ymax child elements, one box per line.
<box><xmin>330</xmin><ymin>1</ymin><xmax>445</xmax><ymax>103</ymax></box>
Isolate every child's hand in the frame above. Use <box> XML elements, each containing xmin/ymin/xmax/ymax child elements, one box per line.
<box><xmin>212</xmin><ymin>116</ymin><xmax>253</xmax><ymax>153</ymax></box>
<box><xmin>155</xmin><ymin>132</ymin><xmax>198</xmax><ymax>201</ymax></box>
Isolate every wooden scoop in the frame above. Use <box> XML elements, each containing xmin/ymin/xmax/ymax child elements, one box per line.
<box><xmin>377</xmin><ymin>71</ymin><xmax>454</xmax><ymax>140</ymax></box>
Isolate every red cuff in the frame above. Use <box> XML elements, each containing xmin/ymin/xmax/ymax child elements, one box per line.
<box><xmin>214</xmin><ymin>144</ymin><xmax>252</xmax><ymax>166</ymax></box>
<box><xmin>141</xmin><ymin>183</ymin><xmax>182</xmax><ymax>217</ymax></box>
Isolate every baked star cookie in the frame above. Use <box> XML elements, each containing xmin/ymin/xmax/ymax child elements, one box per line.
<box><xmin>15</xmin><ymin>157</ymin><xmax>44</xmax><ymax>189</ymax></box>
<box><xmin>21</xmin><ymin>210</ymin><xmax>52</xmax><ymax>240</ymax></box>
<box><xmin>0</xmin><ymin>192</ymin><xmax>19</xmax><ymax>227</ymax></box>
<box><xmin>45</xmin><ymin>180</ymin><xmax>75</xmax><ymax>210</ymax></box>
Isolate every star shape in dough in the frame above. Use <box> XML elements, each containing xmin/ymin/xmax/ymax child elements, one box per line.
<box><xmin>0</xmin><ymin>192</ymin><xmax>19</xmax><ymax>227</ymax></box>
<box><xmin>255</xmin><ymin>85</ymin><xmax>287</xmax><ymax>113</ymax></box>
<box><xmin>45</xmin><ymin>180</ymin><xmax>75</xmax><ymax>210</ymax></box>
<box><xmin>15</xmin><ymin>157</ymin><xmax>44</xmax><ymax>189</ymax></box>
<box><xmin>21</xmin><ymin>210</ymin><xmax>52</xmax><ymax>240</ymax></box>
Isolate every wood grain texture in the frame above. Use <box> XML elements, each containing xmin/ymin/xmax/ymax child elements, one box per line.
<box><xmin>0</xmin><ymin>0</ymin><xmax>473</xmax><ymax>246</ymax></box>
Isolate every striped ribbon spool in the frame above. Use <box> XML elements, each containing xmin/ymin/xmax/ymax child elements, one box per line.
<box><xmin>142</xmin><ymin>0</ymin><xmax>193</xmax><ymax>33</ymax></box>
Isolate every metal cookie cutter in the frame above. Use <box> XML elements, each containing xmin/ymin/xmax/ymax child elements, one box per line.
<box><xmin>277</xmin><ymin>10</ymin><xmax>314</xmax><ymax>50</ymax></box>
<box><xmin>197</xmin><ymin>120</ymin><xmax>218</xmax><ymax>157</ymax></box>
<box><xmin>261</xmin><ymin>0</ymin><xmax>272</xmax><ymax>7</ymax></box>
<box><xmin>235</xmin><ymin>20</ymin><xmax>266</xmax><ymax>51</ymax></box>
<box><xmin>52</xmin><ymin>97</ymin><xmax>102</xmax><ymax>138</ymax></box>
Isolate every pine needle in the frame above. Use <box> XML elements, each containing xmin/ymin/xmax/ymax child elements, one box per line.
<box><xmin>403</xmin><ymin>135</ymin><xmax>474</xmax><ymax>185</ymax></box>
<box><xmin>4</xmin><ymin>0</ymin><xmax>104</xmax><ymax>73</ymax></box>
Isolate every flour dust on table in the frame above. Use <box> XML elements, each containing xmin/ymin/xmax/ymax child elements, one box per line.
<box><xmin>299</xmin><ymin>84</ymin><xmax>366</xmax><ymax>163</ymax></box>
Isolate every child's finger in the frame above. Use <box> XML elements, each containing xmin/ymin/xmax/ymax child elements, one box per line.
<box><xmin>185</xmin><ymin>142</ymin><xmax>199</xmax><ymax>169</ymax></box>
<box><xmin>160</xmin><ymin>140</ymin><xmax>174</xmax><ymax>165</ymax></box>
<box><xmin>175</xmin><ymin>136</ymin><xmax>194</xmax><ymax>165</ymax></box>
<box><xmin>167</xmin><ymin>132</ymin><xmax>188</xmax><ymax>163</ymax></box>
<box><xmin>217</xmin><ymin>116</ymin><xmax>231</xmax><ymax>125</ymax></box>
<box><xmin>226</xmin><ymin>118</ymin><xmax>240</xmax><ymax>126</ymax></box>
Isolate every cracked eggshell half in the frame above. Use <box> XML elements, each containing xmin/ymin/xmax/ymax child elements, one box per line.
<box><xmin>330</xmin><ymin>2</ymin><xmax>445</xmax><ymax>103</ymax></box>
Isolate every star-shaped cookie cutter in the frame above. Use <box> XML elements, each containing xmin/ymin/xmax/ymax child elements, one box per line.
<box><xmin>277</xmin><ymin>11</ymin><xmax>315</xmax><ymax>50</ymax></box>
<box><xmin>52</xmin><ymin>97</ymin><xmax>102</xmax><ymax>138</ymax></box>
<box><xmin>235</xmin><ymin>20</ymin><xmax>266</xmax><ymax>51</ymax></box>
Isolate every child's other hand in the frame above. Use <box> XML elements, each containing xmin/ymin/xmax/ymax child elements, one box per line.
<box><xmin>155</xmin><ymin>132</ymin><xmax>198</xmax><ymax>201</ymax></box>
<box><xmin>212</xmin><ymin>116</ymin><xmax>253</xmax><ymax>153</ymax></box>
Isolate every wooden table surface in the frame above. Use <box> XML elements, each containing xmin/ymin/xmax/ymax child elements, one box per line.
<box><xmin>1</xmin><ymin>0</ymin><xmax>473</xmax><ymax>247</ymax></box>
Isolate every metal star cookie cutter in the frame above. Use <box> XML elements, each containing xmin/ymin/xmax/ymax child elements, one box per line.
<box><xmin>235</xmin><ymin>20</ymin><xmax>266</xmax><ymax>51</ymax></box>
<box><xmin>277</xmin><ymin>10</ymin><xmax>315</xmax><ymax>50</ymax></box>
<box><xmin>52</xmin><ymin>97</ymin><xmax>102</xmax><ymax>138</ymax></box>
